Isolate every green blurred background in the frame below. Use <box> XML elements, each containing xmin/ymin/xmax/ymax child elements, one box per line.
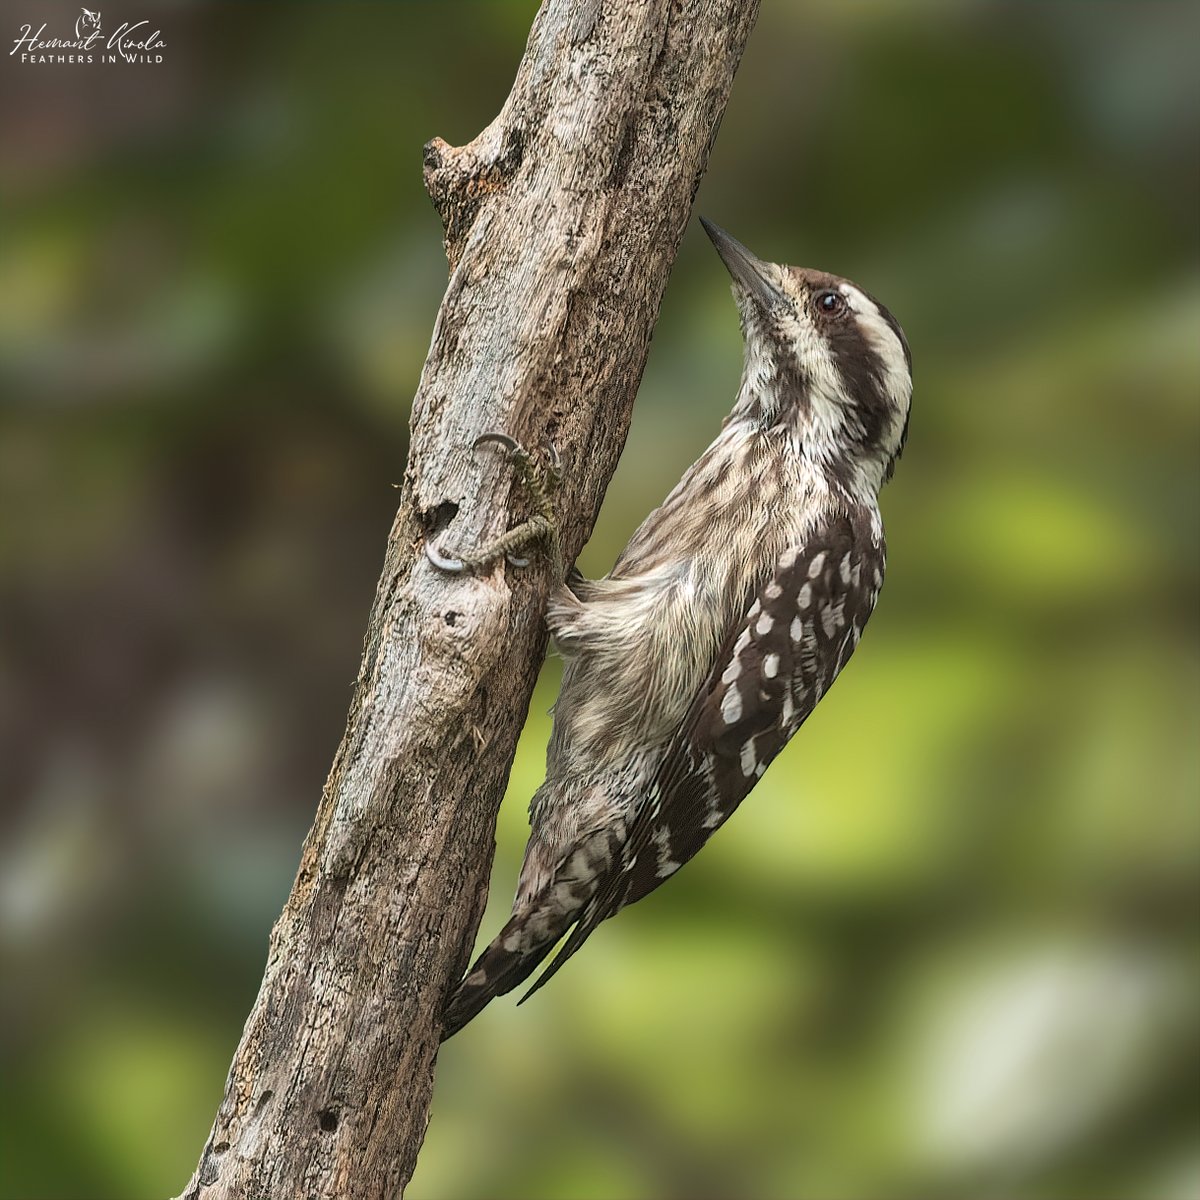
<box><xmin>1</xmin><ymin>2</ymin><xmax>1197</xmax><ymax>1198</ymax></box>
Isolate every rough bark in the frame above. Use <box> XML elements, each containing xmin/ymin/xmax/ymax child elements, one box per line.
<box><xmin>177</xmin><ymin>1</ymin><xmax>760</xmax><ymax>1196</ymax></box>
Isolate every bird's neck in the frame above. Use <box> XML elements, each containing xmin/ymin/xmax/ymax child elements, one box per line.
<box><xmin>726</xmin><ymin>380</ymin><xmax>886</xmax><ymax>512</ymax></box>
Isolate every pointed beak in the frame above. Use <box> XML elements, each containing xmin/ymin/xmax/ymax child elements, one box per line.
<box><xmin>700</xmin><ymin>217</ymin><xmax>783</xmax><ymax>310</ymax></box>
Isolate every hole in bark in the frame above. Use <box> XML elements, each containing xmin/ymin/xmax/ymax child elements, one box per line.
<box><xmin>609</xmin><ymin>118</ymin><xmax>638</xmax><ymax>191</ymax></box>
<box><xmin>444</xmin><ymin>610</ymin><xmax>460</xmax><ymax>626</ymax></box>
<box><xmin>426</xmin><ymin>500</ymin><xmax>459</xmax><ymax>535</ymax></box>
<box><xmin>213</xmin><ymin>1141</ymin><xmax>230</xmax><ymax>1155</ymax></box>
<box><xmin>318</xmin><ymin>1108</ymin><xmax>339</xmax><ymax>1133</ymax></box>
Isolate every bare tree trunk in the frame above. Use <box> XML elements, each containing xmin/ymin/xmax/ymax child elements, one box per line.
<box><xmin>177</xmin><ymin>1</ymin><xmax>759</xmax><ymax>1196</ymax></box>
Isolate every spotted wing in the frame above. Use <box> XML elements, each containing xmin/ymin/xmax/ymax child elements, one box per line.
<box><xmin>521</xmin><ymin>512</ymin><xmax>885</xmax><ymax>1000</ymax></box>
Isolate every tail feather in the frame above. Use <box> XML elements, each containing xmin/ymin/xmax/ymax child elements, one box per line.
<box><xmin>440</xmin><ymin>824</ymin><xmax>627</xmax><ymax>1040</ymax></box>
<box><xmin>440</xmin><ymin>905</ymin><xmax>573</xmax><ymax>1041</ymax></box>
<box><xmin>517</xmin><ymin>902</ymin><xmax>602</xmax><ymax>1007</ymax></box>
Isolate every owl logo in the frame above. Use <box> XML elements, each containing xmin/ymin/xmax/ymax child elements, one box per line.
<box><xmin>75</xmin><ymin>8</ymin><xmax>101</xmax><ymax>38</ymax></box>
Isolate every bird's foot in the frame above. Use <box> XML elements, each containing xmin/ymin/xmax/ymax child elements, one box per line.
<box><xmin>425</xmin><ymin>432</ymin><xmax>564</xmax><ymax>576</ymax></box>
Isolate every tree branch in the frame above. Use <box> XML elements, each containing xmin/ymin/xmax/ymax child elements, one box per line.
<box><xmin>177</xmin><ymin>0</ymin><xmax>759</xmax><ymax>1195</ymax></box>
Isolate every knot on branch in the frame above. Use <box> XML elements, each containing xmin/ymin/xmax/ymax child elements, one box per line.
<box><xmin>423</xmin><ymin>127</ymin><xmax>526</xmax><ymax>271</ymax></box>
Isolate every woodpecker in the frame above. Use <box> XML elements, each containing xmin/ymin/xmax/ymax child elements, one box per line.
<box><xmin>428</xmin><ymin>219</ymin><xmax>912</xmax><ymax>1040</ymax></box>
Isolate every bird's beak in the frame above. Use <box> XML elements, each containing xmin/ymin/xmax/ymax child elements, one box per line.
<box><xmin>700</xmin><ymin>217</ymin><xmax>784</xmax><ymax>310</ymax></box>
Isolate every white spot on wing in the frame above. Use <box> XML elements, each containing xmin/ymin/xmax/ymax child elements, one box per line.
<box><xmin>740</xmin><ymin>741</ymin><xmax>758</xmax><ymax>778</ymax></box>
<box><xmin>790</xmin><ymin>616</ymin><xmax>803</xmax><ymax>643</ymax></box>
<box><xmin>721</xmin><ymin>687</ymin><xmax>743</xmax><ymax>724</ymax></box>
<box><xmin>798</xmin><ymin>582</ymin><xmax>812</xmax><ymax>609</ymax></box>
<box><xmin>763</xmin><ymin>653</ymin><xmax>780</xmax><ymax>678</ymax></box>
<box><xmin>821</xmin><ymin>604</ymin><xmax>837</xmax><ymax>639</ymax></box>
<box><xmin>652</xmin><ymin>826</ymin><xmax>681</xmax><ymax>878</ymax></box>
<box><xmin>756</xmin><ymin>612</ymin><xmax>773</xmax><ymax>635</ymax></box>
<box><xmin>808</xmin><ymin>551</ymin><xmax>827</xmax><ymax>579</ymax></box>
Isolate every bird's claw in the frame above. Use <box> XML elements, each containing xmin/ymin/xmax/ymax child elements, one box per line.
<box><xmin>473</xmin><ymin>431</ymin><xmax>524</xmax><ymax>457</ymax></box>
<box><xmin>424</xmin><ymin>539</ymin><xmax>469</xmax><ymax>574</ymax></box>
<box><xmin>423</xmin><ymin>539</ymin><xmax>531</xmax><ymax>573</ymax></box>
<box><xmin>424</xmin><ymin>431</ymin><xmax>562</xmax><ymax>576</ymax></box>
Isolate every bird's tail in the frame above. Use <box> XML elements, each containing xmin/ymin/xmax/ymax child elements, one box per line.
<box><xmin>440</xmin><ymin>902</ymin><xmax>574</xmax><ymax>1040</ymax></box>
<box><xmin>441</xmin><ymin>825</ymin><xmax>627</xmax><ymax>1040</ymax></box>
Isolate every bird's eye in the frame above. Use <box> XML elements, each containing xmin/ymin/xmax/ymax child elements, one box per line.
<box><xmin>816</xmin><ymin>290</ymin><xmax>845</xmax><ymax>316</ymax></box>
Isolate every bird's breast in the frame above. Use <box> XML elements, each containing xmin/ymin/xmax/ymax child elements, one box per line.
<box><xmin>549</xmin><ymin>429</ymin><xmax>812</xmax><ymax>776</ymax></box>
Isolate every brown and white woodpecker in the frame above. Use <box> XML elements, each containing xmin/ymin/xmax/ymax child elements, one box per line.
<box><xmin>428</xmin><ymin>219</ymin><xmax>913</xmax><ymax>1040</ymax></box>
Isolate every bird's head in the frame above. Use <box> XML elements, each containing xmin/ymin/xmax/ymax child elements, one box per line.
<box><xmin>702</xmin><ymin>218</ymin><xmax>912</xmax><ymax>499</ymax></box>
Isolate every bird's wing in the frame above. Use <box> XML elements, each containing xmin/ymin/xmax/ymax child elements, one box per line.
<box><xmin>521</xmin><ymin>511</ymin><xmax>885</xmax><ymax>1002</ymax></box>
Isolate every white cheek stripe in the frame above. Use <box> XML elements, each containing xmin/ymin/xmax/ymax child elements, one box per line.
<box><xmin>840</xmin><ymin>283</ymin><xmax>911</xmax><ymax>409</ymax></box>
<box><xmin>789</xmin><ymin>318</ymin><xmax>845</xmax><ymax>460</ymax></box>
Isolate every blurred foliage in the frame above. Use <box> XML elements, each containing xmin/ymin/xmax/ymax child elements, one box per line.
<box><xmin>0</xmin><ymin>2</ymin><xmax>1197</xmax><ymax>1199</ymax></box>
